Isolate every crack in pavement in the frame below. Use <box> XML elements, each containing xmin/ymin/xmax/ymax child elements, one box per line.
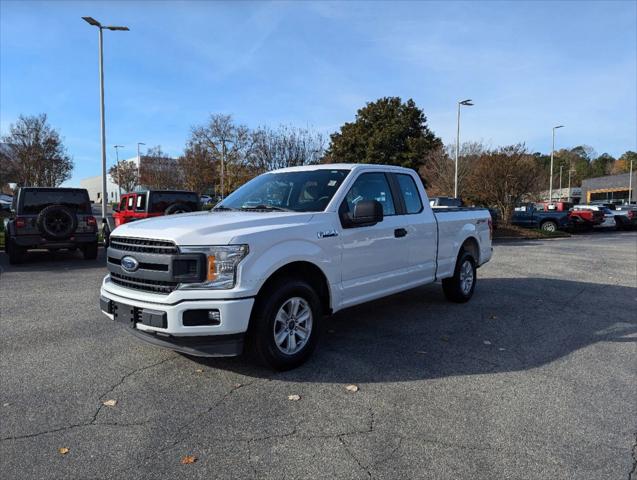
<box><xmin>0</xmin><ymin>355</ymin><xmax>178</xmax><ymax>442</ymax></box>
<box><xmin>629</xmin><ymin>431</ymin><xmax>637</xmax><ymax>480</ymax></box>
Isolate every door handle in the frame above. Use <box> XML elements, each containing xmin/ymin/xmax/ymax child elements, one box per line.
<box><xmin>394</xmin><ymin>228</ymin><xmax>407</xmax><ymax>238</ymax></box>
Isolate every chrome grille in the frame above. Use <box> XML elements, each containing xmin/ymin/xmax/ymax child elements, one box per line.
<box><xmin>109</xmin><ymin>236</ymin><xmax>178</xmax><ymax>255</ymax></box>
<box><xmin>110</xmin><ymin>272</ymin><xmax>178</xmax><ymax>294</ymax></box>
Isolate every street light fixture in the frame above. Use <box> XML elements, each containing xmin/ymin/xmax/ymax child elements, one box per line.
<box><xmin>455</xmin><ymin>99</ymin><xmax>474</xmax><ymax>198</ymax></box>
<box><xmin>113</xmin><ymin>145</ymin><xmax>124</xmax><ymax>199</ymax></box>
<box><xmin>137</xmin><ymin>142</ymin><xmax>145</xmax><ymax>188</ymax></box>
<box><xmin>82</xmin><ymin>16</ymin><xmax>129</xmax><ymax>220</ymax></box>
<box><xmin>549</xmin><ymin>125</ymin><xmax>564</xmax><ymax>203</ymax></box>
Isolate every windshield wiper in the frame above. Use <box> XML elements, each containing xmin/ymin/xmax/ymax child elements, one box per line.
<box><xmin>212</xmin><ymin>205</ymin><xmax>236</xmax><ymax>211</ymax></box>
<box><xmin>240</xmin><ymin>204</ymin><xmax>294</xmax><ymax>212</ymax></box>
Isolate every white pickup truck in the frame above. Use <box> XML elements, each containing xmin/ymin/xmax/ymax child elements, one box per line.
<box><xmin>100</xmin><ymin>164</ymin><xmax>493</xmax><ymax>369</ymax></box>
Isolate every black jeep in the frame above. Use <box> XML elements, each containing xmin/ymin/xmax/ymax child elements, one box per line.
<box><xmin>4</xmin><ymin>187</ymin><xmax>98</xmax><ymax>264</ymax></box>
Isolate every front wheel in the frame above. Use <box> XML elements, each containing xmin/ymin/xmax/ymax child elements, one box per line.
<box><xmin>248</xmin><ymin>278</ymin><xmax>322</xmax><ymax>370</ymax></box>
<box><xmin>442</xmin><ymin>251</ymin><xmax>477</xmax><ymax>303</ymax></box>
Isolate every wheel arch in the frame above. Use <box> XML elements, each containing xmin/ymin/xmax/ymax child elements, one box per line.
<box><xmin>254</xmin><ymin>260</ymin><xmax>332</xmax><ymax>316</ymax></box>
<box><xmin>460</xmin><ymin>236</ymin><xmax>480</xmax><ymax>264</ymax></box>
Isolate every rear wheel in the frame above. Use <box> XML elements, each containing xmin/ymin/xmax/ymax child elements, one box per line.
<box><xmin>164</xmin><ymin>203</ymin><xmax>192</xmax><ymax>215</ymax></box>
<box><xmin>82</xmin><ymin>242</ymin><xmax>98</xmax><ymax>260</ymax></box>
<box><xmin>442</xmin><ymin>251</ymin><xmax>477</xmax><ymax>303</ymax></box>
<box><xmin>7</xmin><ymin>239</ymin><xmax>26</xmax><ymax>265</ymax></box>
<box><xmin>248</xmin><ymin>278</ymin><xmax>322</xmax><ymax>370</ymax></box>
<box><xmin>540</xmin><ymin>220</ymin><xmax>557</xmax><ymax>232</ymax></box>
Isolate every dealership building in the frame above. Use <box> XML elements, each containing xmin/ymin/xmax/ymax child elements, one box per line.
<box><xmin>80</xmin><ymin>154</ymin><xmax>177</xmax><ymax>203</ymax></box>
<box><xmin>581</xmin><ymin>172</ymin><xmax>636</xmax><ymax>204</ymax></box>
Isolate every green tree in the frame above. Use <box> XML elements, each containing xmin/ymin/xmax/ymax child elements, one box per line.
<box><xmin>590</xmin><ymin>153</ymin><xmax>615</xmax><ymax>177</ymax></box>
<box><xmin>325</xmin><ymin>97</ymin><xmax>442</xmax><ymax>171</ymax></box>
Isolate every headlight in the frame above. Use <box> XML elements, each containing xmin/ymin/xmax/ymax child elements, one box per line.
<box><xmin>178</xmin><ymin>245</ymin><xmax>249</xmax><ymax>289</ymax></box>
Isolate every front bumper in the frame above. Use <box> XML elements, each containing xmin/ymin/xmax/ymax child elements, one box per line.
<box><xmin>99</xmin><ymin>287</ymin><xmax>254</xmax><ymax>357</ymax></box>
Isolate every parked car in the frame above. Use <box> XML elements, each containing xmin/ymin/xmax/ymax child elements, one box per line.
<box><xmin>0</xmin><ymin>193</ymin><xmax>12</xmax><ymax>212</ymax></box>
<box><xmin>200</xmin><ymin>195</ymin><xmax>220</xmax><ymax>206</ymax></box>
<box><xmin>429</xmin><ymin>196</ymin><xmax>464</xmax><ymax>207</ymax></box>
<box><xmin>104</xmin><ymin>190</ymin><xmax>200</xmax><ymax>246</ymax></box>
<box><xmin>568</xmin><ymin>206</ymin><xmax>605</xmax><ymax>230</ymax></box>
<box><xmin>511</xmin><ymin>203</ymin><xmax>572</xmax><ymax>232</ymax></box>
<box><xmin>100</xmin><ymin>164</ymin><xmax>493</xmax><ymax>370</ymax></box>
<box><xmin>4</xmin><ymin>187</ymin><xmax>98</xmax><ymax>264</ymax></box>
<box><xmin>571</xmin><ymin>205</ymin><xmax>617</xmax><ymax>230</ymax></box>
<box><xmin>613</xmin><ymin>205</ymin><xmax>637</xmax><ymax>230</ymax></box>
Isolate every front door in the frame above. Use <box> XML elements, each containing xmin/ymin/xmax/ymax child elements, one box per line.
<box><xmin>338</xmin><ymin>172</ymin><xmax>410</xmax><ymax>308</ymax></box>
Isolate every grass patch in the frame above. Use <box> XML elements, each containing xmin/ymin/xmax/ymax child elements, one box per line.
<box><xmin>494</xmin><ymin>224</ymin><xmax>570</xmax><ymax>240</ymax></box>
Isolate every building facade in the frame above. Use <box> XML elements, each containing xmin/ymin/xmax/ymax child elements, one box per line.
<box><xmin>581</xmin><ymin>172</ymin><xmax>636</xmax><ymax>204</ymax></box>
<box><xmin>80</xmin><ymin>154</ymin><xmax>178</xmax><ymax>203</ymax></box>
<box><xmin>80</xmin><ymin>174</ymin><xmax>122</xmax><ymax>204</ymax></box>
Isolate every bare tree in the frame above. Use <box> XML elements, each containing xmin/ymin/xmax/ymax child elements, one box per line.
<box><xmin>108</xmin><ymin>160</ymin><xmax>139</xmax><ymax>194</ymax></box>
<box><xmin>463</xmin><ymin>144</ymin><xmax>545</xmax><ymax>223</ymax></box>
<box><xmin>190</xmin><ymin>114</ymin><xmax>252</xmax><ymax>196</ymax></box>
<box><xmin>1</xmin><ymin>114</ymin><xmax>73</xmax><ymax>187</ymax></box>
<box><xmin>139</xmin><ymin>145</ymin><xmax>182</xmax><ymax>190</ymax></box>
<box><xmin>178</xmin><ymin>142</ymin><xmax>216</xmax><ymax>194</ymax></box>
<box><xmin>249</xmin><ymin>125</ymin><xmax>326</xmax><ymax>172</ymax></box>
<box><xmin>420</xmin><ymin>142</ymin><xmax>483</xmax><ymax>197</ymax></box>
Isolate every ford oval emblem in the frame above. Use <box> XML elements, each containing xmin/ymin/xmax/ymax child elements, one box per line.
<box><xmin>121</xmin><ymin>256</ymin><xmax>139</xmax><ymax>272</ymax></box>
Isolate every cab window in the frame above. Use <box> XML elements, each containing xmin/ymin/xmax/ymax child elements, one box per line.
<box><xmin>126</xmin><ymin>195</ymin><xmax>135</xmax><ymax>210</ymax></box>
<box><xmin>396</xmin><ymin>174</ymin><xmax>423</xmax><ymax>214</ymax></box>
<box><xmin>341</xmin><ymin>172</ymin><xmax>396</xmax><ymax>216</ymax></box>
<box><xmin>118</xmin><ymin>198</ymin><xmax>126</xmax><ymax>211</ymax></box>
<box><xmin>136</xmin><ymin>194</ymin><xmax>146</xmax><ymax>211</ymax></box>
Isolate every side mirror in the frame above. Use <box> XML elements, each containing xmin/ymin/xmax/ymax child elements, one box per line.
<box><xmin>352</xmin><ymin>200</ymin><xmax>383</xmax><ymax>226</ymax></box>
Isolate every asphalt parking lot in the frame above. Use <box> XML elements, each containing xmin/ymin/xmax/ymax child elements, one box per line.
<box><xmin>1</xmin><ymin>232</ymin><xmax>636</xmax><ymax>480</ymax></box>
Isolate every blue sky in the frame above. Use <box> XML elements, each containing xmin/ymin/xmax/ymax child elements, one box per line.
<box><xmin>1</xmin><ymin>0</ymin><xmax>636</xmax><ymax>186</ymax></box>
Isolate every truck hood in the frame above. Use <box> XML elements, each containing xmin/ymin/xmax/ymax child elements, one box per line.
<box><xmin>111</xmin><ymin>210</ymin><xmax>315</xmax><ymax>245</ymax></box>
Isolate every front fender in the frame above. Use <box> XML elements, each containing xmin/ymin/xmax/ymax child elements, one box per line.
<box><xmin>237</xmin><ymin>238</ymin><xmax>339</xmax><ymax>303</ymax></box>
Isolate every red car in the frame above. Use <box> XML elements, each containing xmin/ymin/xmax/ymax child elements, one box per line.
<box><xmin>103</xmin><ymin>190</ymin><xmax>200</xmax><ymax>246</ymax></box>
<box><xmin>113</xmin><ymin>190</ymin><xmax>200</xmax><ymax>227</ymax></box>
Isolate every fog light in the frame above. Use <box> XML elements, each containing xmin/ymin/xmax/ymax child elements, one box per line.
<box><xmin>183</xmin><ymin>309</ymin><xmax>221</xmax><ymax>326</ymax></box>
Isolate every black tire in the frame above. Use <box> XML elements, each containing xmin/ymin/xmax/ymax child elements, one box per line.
<box><xmin>102</xmin><ymin>223</ymin><xmax>111</xmax><ymax>248</ymax></box>
<box><xmin>37</xmin><ymin>205</ymin><xmax>77</xmax><ymax>240</ymax></box>
<box><xmin>442</xmin><ymin>251</ymin><xmax>477</xmax><ymax>303</ymax></box>
<box><xmin>7</xmin><ymin>239</ymin><xmax>25</xmax><ymax>265</ymax></box>
<box><xmin>82</xmin><ymin>242</ymin><xmax>98</xmax><ymax>260</ymax></box>
<box><xmin>540</xmin><ymin>220</ymin><xmax>558</xmax><ymax>233</ymax></box>
<box><xmin>248</xmin><ymin>278</ymin><xmax>323</xmax><ymax>371</ymax></box>
<box><xmin>164</xmin><ymin>203</ymin><xmax>192</xmax><ymax>215</ymax></box>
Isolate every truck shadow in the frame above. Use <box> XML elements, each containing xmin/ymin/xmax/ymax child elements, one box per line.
<box><xmin>192</xmin><ymin>277</ymin><xmax>637</xmax><ymax>383</ymax></box>
<box><xmin>0</xmin><ymin>248</ymin><xmax>106</xmax><ymax>272</ymax></box>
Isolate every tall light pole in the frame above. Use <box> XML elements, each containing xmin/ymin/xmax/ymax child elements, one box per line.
<box><xmin>137</xmin><ymin>142</ymin><xmax>145</xmax><ymax>189</ymax></box>
<box><xmin>113</xmin><ymin>145</ymin><xmax>124</xmax><ymax>199</ymax></box>
<box><xmin>455</xmin><ymin>99</ymin><xmax>473</xmax><ymax>198</ymax></box>
<box><xmin>82</xmin><ymin>16</ymin><xmax>129</xmax><ymax>220</ymax></box>
<box><xmin>568</xmin><ymin>169</ymin><xmax>576</xmax><ymax>202</ymax></box>
<box><xmin>629</xmin><ymin>157</ymin><xmax>633</xmax><ymax>204</ymax></box>
<box><xmin>559</xmin><ymin>165</ymin><xmax>563</xmax><ymax>200</ymax></box>
<box><xmin>549</xmin><ymin>125</ymin><xmax>564</xmax><ymax>203</ymax></box>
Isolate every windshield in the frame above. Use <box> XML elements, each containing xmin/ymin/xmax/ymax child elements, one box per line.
<box><xmin>217</xmin><ymin>169</ymin><xmax>350</xmax><ymax>212</ymax></box>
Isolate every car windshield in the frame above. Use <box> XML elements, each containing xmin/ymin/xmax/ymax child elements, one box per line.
<box><xmin>217</xmin><ymin>169</ymin><xmax>350</xmax><ymax>212</ymax></box>
<box><xmin>21</xmin><ymin>190</ymin><xmax>91</xmax><ymax>214</ymax></box>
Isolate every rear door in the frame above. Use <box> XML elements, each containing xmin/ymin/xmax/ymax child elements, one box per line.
<box><xmin>391</xmin><ymin>173</ymin><xmax>437</xmax><ymax>284</ymax></box>
<box><xmin>337</xmin><ymin>171</ymin><xmax>410</xmax><ymax>308</ymax></box>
